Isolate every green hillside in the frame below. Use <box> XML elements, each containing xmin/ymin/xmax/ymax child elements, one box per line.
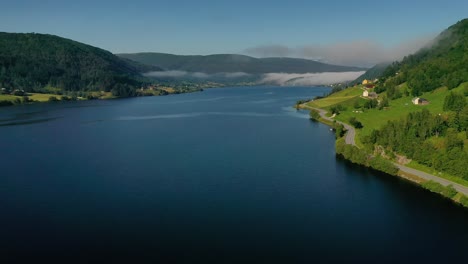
<box><xmin>0</xmin><ymin>32</ymin><xmax>161</xmax><ymax>95</ymax></box>
<box><xmin>305</xmin><ymin>18</ymin><xmax>468</xmax><ymax>185</ymax></box>
<box><xmin>117</xmin><ymin>52</ymin><xmax>366</xmax><ymax>74</ymax></box>
<box><xmin>351</xmin><ymin>62</ymin><xmax>390</xmax><ymax>85</ymax></box>
<box><xmin>380</xmin><ymin>18</ymin><xmax>468</xmax><ymax>95</ymax></box>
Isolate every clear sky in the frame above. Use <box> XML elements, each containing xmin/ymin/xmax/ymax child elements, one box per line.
<box><xmin>1</xmin><ymin>0</ymin><xmax>467</xmax><ymax>64</ymax></box>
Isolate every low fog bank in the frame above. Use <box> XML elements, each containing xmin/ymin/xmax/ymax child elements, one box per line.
<box><xmin>260</xmin><ymin>71</ymin><xmax>365</xmax><ymax>86</ymax></box>
<box><xmin>144</xmin><ymin>70</ymin><xmax>251</xmax><ymax>79</ymax></box>
<box><xmin>144</xmin><ymin>70</ymin><xmax>365</xmax><ymax>86</ymax></box>
<box><xmin>244</xmin><ymin>35</ymin><xmax>435</xmax><ymax>67</ymax></box>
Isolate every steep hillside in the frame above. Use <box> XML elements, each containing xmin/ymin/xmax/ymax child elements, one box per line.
<box><xmin>380</xmin><ymin>18</ymin><xmax>468</xmax><ymax>95</ymax></box>
<box><xmin>117</xmin><ymin>52</ymin><xmax>366</xmax><ymax>74</ymax></box>
<box><xmin>0</xmin><ymin>32</ymin><xmax>160</xmax><ymax>94</ymax></box>
<box><xmin>304</xmin><ymin>19</ymin><xmax>468</xmax><ymax>186</ymax></box>
<box><xmin>351</xmin><ymin>62</ymin><xmax>390</xmax><ymax>85</ymax></box>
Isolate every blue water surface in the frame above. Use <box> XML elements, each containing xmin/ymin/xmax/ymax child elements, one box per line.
<box><xmin>1</xmin><ymin>86</ymin><xmax>467</xmax><ymax>263</ymax></box>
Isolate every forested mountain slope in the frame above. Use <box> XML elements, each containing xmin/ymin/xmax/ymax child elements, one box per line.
<box><xmin>117</xmin><ymin>52</ymin><xmax>366</xmax><ymax>74</ymax></box>
<box><xmin>0</xmin><ymin>32</ymin><xmax>160</xmax><ymax>94</ymax></box>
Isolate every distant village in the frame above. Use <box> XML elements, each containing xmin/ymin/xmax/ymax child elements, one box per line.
<box><xmin>360</xmin><ymin>79</ymin><xmax>429</xmax><ymax>105</ymax></box>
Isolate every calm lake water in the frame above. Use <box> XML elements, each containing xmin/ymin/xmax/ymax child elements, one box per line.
<box><xmin>1</xmin><ymin>86</ymin><xmax>467</xmax><ymax>263</ymax></box>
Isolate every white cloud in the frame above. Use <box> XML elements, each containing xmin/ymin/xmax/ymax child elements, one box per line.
<box><xmin>224</xmin><ymin>72</ymin><xmax>251</xmax><ymax>78</ymax></box>
<box><xmin>260</xmin><ymin>71</ymin><xmax>365</xmax><ymax>86</ymax></box>
<box><xmin>143</xmin><ymin>70</ymin><xmax>187</xmax><ymax>78</ymax></box>
<box><xmin>143</xmin><ymin>71</ymin><xmax>251</xmax><ymax>79</ymax></box>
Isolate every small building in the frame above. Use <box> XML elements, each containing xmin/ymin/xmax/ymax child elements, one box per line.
<box><xmin>362</xmin><ymin>79</ymin><xmax>370</xmax><ymax>85</ymax></box>
<box><xmin>363</xmin><ymin>90</ymin><xmax>378</xmax><ymax>98</ymax></box>
<box><xmin>412</xmin><ymin>97</ymin><xmax>429</xmax><ymax>105</ymax></box>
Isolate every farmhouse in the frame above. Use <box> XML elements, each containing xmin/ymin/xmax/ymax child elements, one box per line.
<box><xmin>362</xmin><ymin>79</ymin><xmax>370</xmax><ymax>85</ymax></box>
<box><xmin>412</xmin><ymin>97</ymin><xmax>429</xmax><ymax>105</ymax></box>
<box><xmin>363</xmin><ymin>90</ymin><xmax>378</xmax><ymax>98</ymax></box>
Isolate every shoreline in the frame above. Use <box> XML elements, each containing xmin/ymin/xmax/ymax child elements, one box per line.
<box><xmin>0</xmin><ymin>88</ymin><xmax>204</xmax><ymax>108</ymax></box>
<box><xmin>298</xmin><ymin>103</ymin><xmax>468</xmax><ymax>208</ymax></box>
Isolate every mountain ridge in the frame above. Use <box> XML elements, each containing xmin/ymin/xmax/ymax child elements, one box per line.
<box><xmin>117</xmin><ymin>52</ymin><xmax>367</xmax><ymax>74</ymax></box>
<box><xmin>0</xmin><ymin>32</ymin><xmax>161</xmax><ymax>95</ymax></box>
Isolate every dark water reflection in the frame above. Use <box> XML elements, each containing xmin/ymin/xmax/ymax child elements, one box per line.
<box><xmin>1</xmin><ymin>87</ymin><xmax>467</xmax><ymax>263</ymax></box>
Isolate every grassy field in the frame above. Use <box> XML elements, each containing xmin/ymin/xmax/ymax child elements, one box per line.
<box><xmin>0</xmin><ymin>94</ymin><xmax>19</xmax><ymax>101</ymax></box>
<box><xmin>0</xmin><ymin>93</ymin><xmax>63</xmax><ymax>103</ymax></box>
<box><xmin>308</xmin><ymin>82</ymin><xmax>467</xmax><ymax>137</ymax></box>
<box><xmin>306</xmin><ymin>86</ymin><xmax>364</xmax><ymax>108</ymax></box>
<box><xmin>29</xmin><ymin>93</ymin><xmax>63</xmax><ymax>101</ymax></box>
<box><xmin>304</xmin><ymin>82</ymin><xmax>468</xmax><ymax>187</ymax></box>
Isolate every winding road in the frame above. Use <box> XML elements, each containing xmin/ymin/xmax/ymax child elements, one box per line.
<box><xmin>302</xmin><ymin>104</ymin><xmax>468</xmax><ymax>196</ymax></box>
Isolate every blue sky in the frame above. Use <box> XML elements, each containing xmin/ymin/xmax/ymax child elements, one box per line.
<box><xmin>1</xmin><ymin>0</ymin><xmax>467</xmax><ymax>65</ymax></box>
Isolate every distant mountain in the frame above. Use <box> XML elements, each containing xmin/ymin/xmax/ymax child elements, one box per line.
<box><xmin>117</xmin><ymin>53</ymin><xmax>366</xmax><ymax>74</ymax></box>
<box><xmin>380</xmin><ymin>18</ymin><xmax>468</xmax><ymax>95</ymax></box>
<box><xmin>0</xmin><ymin>32</ymin><xmax>161</xmax><ymax>95</ymax></box>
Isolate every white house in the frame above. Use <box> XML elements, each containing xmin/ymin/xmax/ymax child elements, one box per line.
<box><xmin>412</xmin><ymin>97</ymin><xmax>429</xmax><ymax>105</ymax></box>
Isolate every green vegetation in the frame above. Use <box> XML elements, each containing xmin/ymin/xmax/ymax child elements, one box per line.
<box><xmin>421</xmin><ymin>181</ymin><xmax>458</xmax><ymax>199</ymax></box>
<box><xmin>0</xmin><ymin>32</ymin><xmax>161</xmax><ymax>96</ymax></box>
<box><xmin>406</xmin><ymin>161</ymin><xmax>468</xmax><ymax>187</ymax></box>
<box><xmin>302</xmin><ymin>19</ymin><xmax>468</xmax><ymax>189</ymax></box>
<box><xmin>0</xmin><ymin>33</ymin><xmax>207</xmax><ymax>107</ymax></box>
<box><xmin>460</xmin><ymin>195</ymin><xmax>468</xmax><ymax>207</ymax></box>
<box><xmin>363</xmin><ymin>108</ymin><xmax>467</xmax><ymax>180</ymax></box>
<box><xmin>117</xmin><ymin>52</ymin><xmax>366</xmax><ymax>74</ymax></box>
<box><xmin>348</xmin><ymin>117</ymin><xmax>363</xmax><ymax>128</ymax></box>
<box><xmin>309</xmin><ymin>109</ymin><xmax>321</xmax><ymax>120</ymax></box>
<box><xmin>350</xmin><ymin>62</ymin><xmax>390</xmax><ymax>86</ymax></box>
<box><xmin>307</xmin><ymin>86</ymin><xmax>364</xmax><ymax>108</ymax></box>
<box><xmin>443</xmin><ymin>91</ymin><xmax>466</xmax><ymax>111</ymax></box>
<box><xmin>380</xmin><ymin>19</ymin><xmax>468</xmax><ymax>95</ymax></box>
<box><xmin>335</xmin><ymin>138</ymin><xmax>398</xmax><ymax>175</ymax></box>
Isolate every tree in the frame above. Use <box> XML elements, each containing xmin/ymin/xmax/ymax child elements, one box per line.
<box><xmin>353</xmin><ymin>100</ymin><xmax>361</xmax><ymax>109</ymax></box>
<box><xmin>364</xmin><ymin>99</ymin><xmax>378</xmax><ymax>109</ymax></box>
<box><xmin>379</xmin><ymin>95</ymin><xmax>389</xmax><ymax>110</ymax></box>
<box><xmin>443</xmin><ymin>92</ymin><xmax>466</xmax><ymax>112</ymax></box>
<box><xmin>349</xmin><ymin>117</ymin><xmax>363</xmax><ymax>128</ymax></box>
<box><xmin>334</xmin><ymin>123</ymin><xmax>346</xmax><ymax>138</ymax></box>
<box><xmin>309</xmin><ymin>109</ymin><xmax>321</xmax><ymax>121</ymax></box>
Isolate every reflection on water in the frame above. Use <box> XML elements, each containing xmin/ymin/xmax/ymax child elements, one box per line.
<box><xmin>1</xmin><ymin>86</ymin><xmax>468</xmax><ymax>263</ymax></box>
<box><xmin>116</xmin><ymin>111</ymin><xmax>280</xmax><ymax>121</ymax></box>
<box><xmin>0</xmin><ymin>116</ymin><xmax>62</xmax><ymax>127</ymax></box>
<box><xmin>0</xmin><ymin>110</ymin><xmax>50</xmax><ymax>122</ymax></box>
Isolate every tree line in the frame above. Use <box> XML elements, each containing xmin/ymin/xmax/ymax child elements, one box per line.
<box><xmin>362</xmin><ymin>106</ymin><xmax>468</xmax><ymax>180</ymax></box>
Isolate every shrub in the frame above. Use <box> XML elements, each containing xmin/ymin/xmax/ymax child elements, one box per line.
<box><xmin>459</xmin><ymin>195</ymin><xmax>468</xmax><ymax>208</ymax></box>
<box><xmin>442</xmin><ymin>185</ymin><xmax>458</xmax><ymax>198</ymax></box>
<box><xmin>349</xmin><ymin>117</ymin><xmax>363</xmax><ymax>128</ymax></box>
<box><xmin>422</xmin><ymin>181</ymin><xmax>458</xmax><ymax>199</ymax></box>
<box><xmin>309</xmin><ymin>109</ymin><xmax>321</xmax><ymax>121</ymax></box>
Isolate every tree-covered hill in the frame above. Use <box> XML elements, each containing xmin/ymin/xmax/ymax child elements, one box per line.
<box><xmin>380</xmin><ymin>18</ymin><xmax>468</xmax><ymax>95</ymax></box>
<box><xmin>0</xmin><ymin>32</ymin><xmax>161</xmax><ymax>94</ymax></box>
<box><xmin>351</xmin><ymin>62</ymin><xmax>391</xmax><ymax>85</ymax></box>
<box><xmin>304</xmin><ymin>19</ymin><xmax>468</xmax><ymax>187</ymax></box>
<box><xmin>117</xmin><ymin>52</ymin><xmax>366</xmax><ymax>74</ymax></box>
